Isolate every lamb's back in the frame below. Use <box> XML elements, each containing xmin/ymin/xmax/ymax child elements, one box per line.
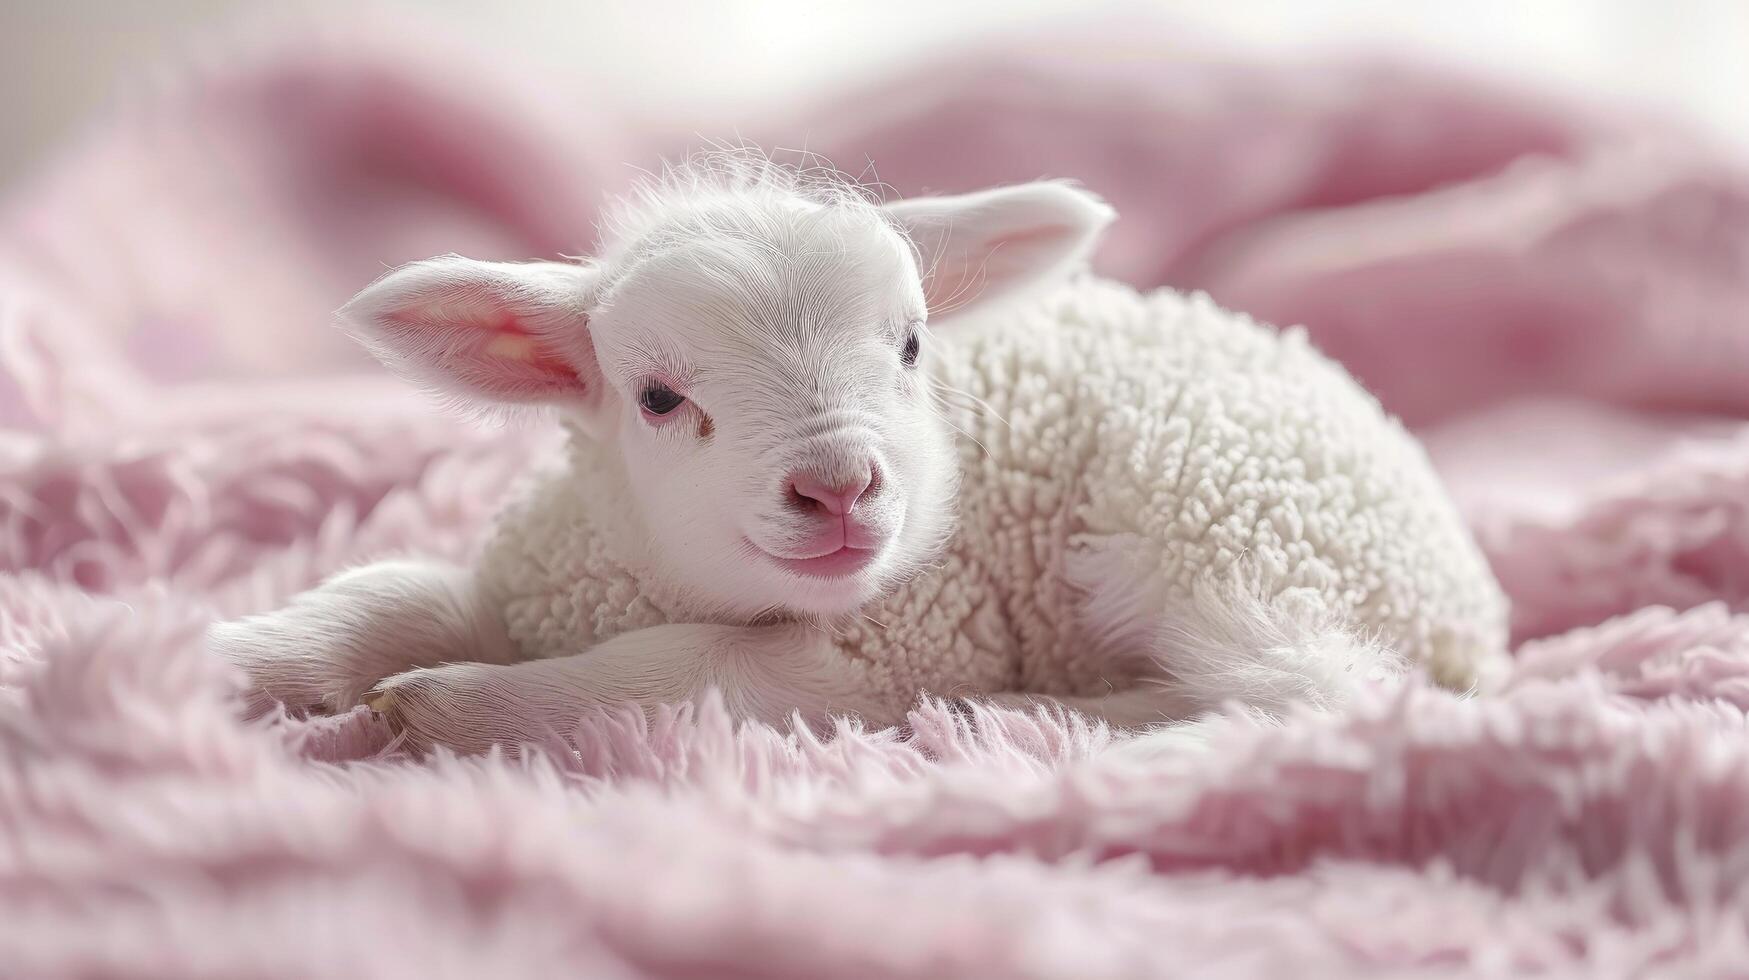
<box><xmin>872</xmin><ymin>280</ymin><xmax>1509</xmax><ymax>694</ymax></box>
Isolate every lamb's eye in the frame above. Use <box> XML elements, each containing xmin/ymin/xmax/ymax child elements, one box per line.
<box><xmin>900</xmin><ymin>331</ymin><xmax>921</xmax><ymax>367</ymax></box>
<box><xmin>639</xmin><ymin>383</ymin><xmax>686</xmax><ymax>417</ymax></box>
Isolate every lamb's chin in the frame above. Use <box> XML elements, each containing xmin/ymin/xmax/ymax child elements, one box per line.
<box><xmin>786</xmin><ymin>593</ymin><xmax>882</xmax><ymax>620</ymax></box>
<box><xmin>762</xmin><ymin>562</ymin><xmax>892</xmax><ymax>618</ymax></box>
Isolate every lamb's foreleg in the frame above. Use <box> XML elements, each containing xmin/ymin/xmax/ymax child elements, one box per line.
<box><xmin>366</xmin><ymin>622</ymin><xmax>896</xmax><ymax>754</ymax></box>
<box><xmin>208</xmin><ymin>559</ymin><xmax>516</xmax><ymax>715</ymax></box>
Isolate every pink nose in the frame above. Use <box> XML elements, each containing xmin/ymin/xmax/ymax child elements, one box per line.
<box><xmin>786</xmin><ymin>467</ymin><xmax>876</xmax><ymax>517</ymax></box>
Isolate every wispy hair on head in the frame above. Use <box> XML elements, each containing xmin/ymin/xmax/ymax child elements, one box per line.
<box><xmin>595</xmin><ymin>145</ymin><xmax>901</xmax><ymax>278</ymax></box>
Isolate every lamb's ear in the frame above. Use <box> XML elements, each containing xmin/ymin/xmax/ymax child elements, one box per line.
<box><xmin>884</xmin><ymin>182</ymin><xmax>1113</xmax><ymax>322</ymax></box>
<box><xmin>339</xmin><ymin>255</ymin><xmax>605</xmax><ymax>418</ymax></box>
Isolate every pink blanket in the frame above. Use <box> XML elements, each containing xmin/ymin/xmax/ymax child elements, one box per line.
<box><xmin>6</xmin><ymin>17</ymin><xmax>1749</xmax><ymax>976</ymax></box>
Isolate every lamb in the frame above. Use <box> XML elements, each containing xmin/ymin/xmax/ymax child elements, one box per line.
<box><xmin>211</xmin><ymin>153</ymin><xmax>1510</xmax><ymax>753</ymax></box>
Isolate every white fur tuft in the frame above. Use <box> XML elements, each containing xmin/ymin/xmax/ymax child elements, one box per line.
<box><xmin>1151</xmin><ymin>578</ymin><xmax>1408</xmax><ymax>717</ymax></box>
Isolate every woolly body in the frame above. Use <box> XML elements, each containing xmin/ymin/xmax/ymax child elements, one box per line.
<box><xmin>482</xmin><ymin>278</ymin><xmax>1507</xmax><ymax>718</ymax></box>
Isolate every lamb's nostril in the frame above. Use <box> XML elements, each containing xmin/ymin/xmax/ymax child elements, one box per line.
<box><xmin>786</xmin><ymin>467</ymin><xmax>876</xmax><ymax>517</ymax></box>
<box><xmin>786</xmin><ymin>481</ymin><xmax>818</xmax><ymax>512</ymax></box>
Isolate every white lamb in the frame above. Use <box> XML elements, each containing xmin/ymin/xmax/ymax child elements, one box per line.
<box><xmin>213</xmin><ymin>155</ymin><xmax>1509</xmax><ymax>752</ymax></box>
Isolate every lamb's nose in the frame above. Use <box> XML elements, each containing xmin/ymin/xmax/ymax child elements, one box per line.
<box><xmin>786</xmin><ymin>466</ymin><xmax>876</xmax><ymax>516</ymax></box>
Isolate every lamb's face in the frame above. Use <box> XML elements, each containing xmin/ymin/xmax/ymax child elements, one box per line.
<box><xmin>339</xmin><ymin>158</ymin><xmax>1112</xmax><ymax>622</ymax></box>
<box><xmin>585</xmin><ymin>206</ymin><xmax>957</xmax><ymax>617</ymax></box>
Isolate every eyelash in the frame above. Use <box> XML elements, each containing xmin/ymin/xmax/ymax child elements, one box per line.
<box><xmin>638</xmin><ymin>381</ymin><xmax>687</xmax><ymax>421</ymax></box>
<box><xmin>900</xmin><ymin>322</ymin><xmax>923</xmax><ymax>367</ymax></box>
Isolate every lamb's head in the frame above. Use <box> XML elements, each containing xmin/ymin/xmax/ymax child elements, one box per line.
<box><xmin>340</xmin><ymin>158</ymin><xmax>1111</xmax><ymax>618</ymax></box>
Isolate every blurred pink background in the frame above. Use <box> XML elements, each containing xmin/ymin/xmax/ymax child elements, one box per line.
<box><xmin>5</xmin><ymin>1</ymin><xmax>1748</xmax><ymax>186</ymax></box>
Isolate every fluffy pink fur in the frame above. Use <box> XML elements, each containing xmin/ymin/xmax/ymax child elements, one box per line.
<box><xmin>6</xmin><ymin>15</ymin><xmax>1749</xmax><ymax>977</ymax></box>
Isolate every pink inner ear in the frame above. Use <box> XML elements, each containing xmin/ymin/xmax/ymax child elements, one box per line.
<box><xmin>489</xmin><ymin>313</ymin><xmax>583</xmax><ymax>381</ymax></box>
<box><xmin>988</xmin><ymin>225</ymin><xmax>1068</xmax><ymax>251</ymax></box>
<box><xmin>381</xmin><ymin>301</ymin><xmax>591</xmax><ymax>402</ymax></box>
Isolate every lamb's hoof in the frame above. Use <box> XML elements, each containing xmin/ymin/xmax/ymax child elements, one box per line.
<box><xmin>357</xmin><ymin>664</ymin><xmax>507</xmax><ymax>755</ymax></box>
<box><xmin>362</xmin><ymin>684</ymin><xmax>408</xmax><ymax>739</ymax></box>
<box><xmin>362</xmin><ymin>687</ymin><xmax>396</xmax><ymax>714</ymax></box>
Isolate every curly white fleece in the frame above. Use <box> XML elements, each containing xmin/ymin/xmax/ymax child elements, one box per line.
<box><xmin>478</xmin><ymin>278</ymin><xmax>1509</xmax><ymax>710</ymax></box>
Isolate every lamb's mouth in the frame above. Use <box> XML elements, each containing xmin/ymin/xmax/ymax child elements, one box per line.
<box><xmin>763</xmin><ymin>545</ymin><xmax>878</xmax><ymax>579</ymax></box>
<box><xmin>745</xmin><ymin>537</ymin><xmax>880</xmax><ymax>579</ymax></box>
